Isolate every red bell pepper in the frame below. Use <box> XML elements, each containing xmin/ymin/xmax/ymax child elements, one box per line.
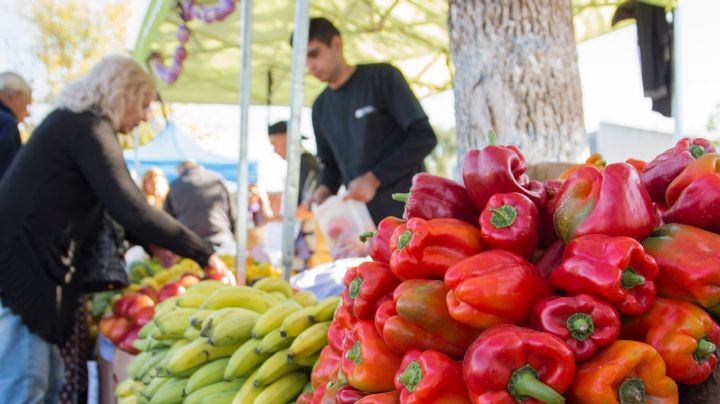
<box><xmin>389</xmin><ymin>217</ymin><xmax>484</xmax><ymax>280</ymax></box>
<box><xmin>553</xmin><ymin>162</ymin><xmax>656</xmax><ymax>242</ymax></box>
<box><xmin>538</xmin><ymin>179</ymin><xmax>563</xmax><ymax>248</ymax></box>
<box><xmin>360</xmin><ymin>217</ymin><xmax>404</xmax><ymax>264</ymax></box>
<box><xmin>534</xmin><ymin>240</ymin><xmax>564</xmax><ymax>278</ymax></box>
<box><xmin>642</xmin><ymin>224</ymin><xmax>720</xmax><ymax>316</ymax></box>
<box><xmin>311</xmin><ymin>381</ymin><xmax>367</xmax><ymax>404</ymax></box>
<box><xmin>550</xmin><ymin>234</ymin><xmax>658</xmax><ymax>316</ymax></box>
<box><xmin>642</xmin><ymin>137</ymin><xmax>715</xmax><ymax>202</ymax></box>
<box><xmin>444</xmin><ymin>250</ymin><xmax>553</xmax><ymax>329</ymax></box>
<box><xmin>626</xmin><ymin>158</ymin><xmax>647</xmax><ymax>173</ymax></box>
<box><xmin>296</xmin><ymin>392</ymin><xmax>314</xmax><ymax>404</ymax></box>
<box><xmin>463</xmin><ymin>324</ymin><xmax>575</xmax><ymax>404</ymax></box>
<box><xmin>462</xmin><ymin>130</ymin><xmax>547</xmax><ymax>212</ymax></box>
<box><xmin>479</xmin><ymin>192</ymin><xmax>538</xmax><ymax>260</ymax></box>
<box><xmin>529</xmin><ymin>294</ymin><xmax>621</xmax><ymax>362</ymax></box>
<box><xmin>568</xmin><ymin>341</ymin><xmax>679</xmax><ymax>404</ymax></box>
<box><xmin>392</xmin><ymin>172</ymin><xmax>479</xmax><ymax>224</ymax></box>
<box><xmin>355</xmin><ymin>391</ymin><xmax>400</xmax><ymax>404</ymax></box>
<box><xmin>342</xmin><ymin>262</ymin><xmax>400</xmax><ymax>320</ymax></box>
<box><xmin>375</xmin><ymin>280</ymin><xmax>481</xmax><ymax>358</ymax></box>
<box><xmin>312</xmin><ymin>345</ymin><xmax>342</xmax><ymax>389</ymax></box>
<box><xmin>394</xmin><ymin>349</ymin><xmax>470</xmax><ymax>404</ymax></box>
<box><xmin>663</xmin><ymin>153</ymin><xmax>720</xmax><ymax>233</ymax></box>
<box><xmin>342</xmin><ymin>320</ymin><xmax>403</xmax><ymax>393</ymax></box>
<box><xmin>621</xmin><ymin>297</ymin><xmax>720</xmax><ymax>385</ymax></box>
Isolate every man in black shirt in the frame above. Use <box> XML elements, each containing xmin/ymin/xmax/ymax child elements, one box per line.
<box><xmin>300</xmin><ymin>18</ymin><xmax>437</xmax><ymax>224</ymax></box>
<box><xmin>268</xmin><ymin>120</ymin><xmax>321</xmax><ymax>205</ymax></box>
<box><xmin>0</xmin><ymin>72</ymin><xmax>32</xmax><ymax>180</ymax></box>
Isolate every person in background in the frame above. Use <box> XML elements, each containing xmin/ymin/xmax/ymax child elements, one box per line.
<box><xmin>164</xmin><ymin>161</ymin><xmax>237</xmax><ymax>252</ymax></box>
<box><xmin>0</xmin><ymin>71</ymin><xmax>32</xmax><ymax>180</ymax></box>
<box><xmin>267</xmin><ymin>120</ymin><xmax>321</xmax><ymax>207</ymax></box>
<box><xmin>142</xmin><ymin>167</ymin><xmax>169</xmax><ymax>208</ymax></box>
<box><xmin>298</xmin><ymin>17</ymin><xmax>437</xmax><ymax>224</ymax></box>
<box><xmin>0</xmin><ymin>55</ymin><xmax>228</xmax><ymax>402</ymax></box>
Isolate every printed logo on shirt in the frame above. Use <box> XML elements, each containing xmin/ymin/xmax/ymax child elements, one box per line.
<box><xmin>354</xmin><ymin>105</ymin><xmax>376</xmax><ymax>119</ymax></box>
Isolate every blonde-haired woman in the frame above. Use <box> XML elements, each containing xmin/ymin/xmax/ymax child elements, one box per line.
<box><xmin>0</xmin><ymin>55</ymin><xmax>228</xmax><ymax>401</ymax></box>
<box><xmin>143</xmin><ymin>167</ymin><xmax>169</xmax><ymax>208</ymax></box>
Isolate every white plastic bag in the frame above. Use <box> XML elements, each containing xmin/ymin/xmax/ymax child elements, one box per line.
<box><xmin>312</xmin><ymin>195</ymin><xmax>376</xmax><ymax>260</ymax></box>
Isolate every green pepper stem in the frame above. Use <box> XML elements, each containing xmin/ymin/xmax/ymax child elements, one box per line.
<box><xmin>398</xmin><ymin>361</ymin><xmax>422</xmax><ymax>392</ymax></box>
<box><xmin>359</xmin><ymin>231</ymin><xmax>376</xmax><ymax>242</ymax></box>
<box><xmin>345</xmin><ymin>341</ymin><xmax>362</xmax><ymax>365</ymax></box>
<box><xmin>392</xmin><ymin>193</ymin><xmax>410</xmax><ymax>203</ymax></box>
<box><xmin>619</xmin><ymin>378</ymin><xmax>646</xmax><ymax>404</ymax></box>
<box><xmin>690</xmin><ymin>144</ymin><xmax>705</xmax><ymax>159</ymax></box>
<box><xmin>489</xmin><ymin>205</ymin><xmax>518</xmax><ymax>228</ymax></box>
<box><xmin>488</xmin><ymin>129</ymin><xmax>498</xmax><ymax>146</ymax></box>
<box><xmin>621</xmin><ymin>267</ymin><xmax>646</xmax><ymax>289</ymax></box>
<box><xmin>348</xmin><ymin>277</ymin><xmax>363</xmax><ymax>299</ymax></box>
<box><xmin>566</xmin><ymin>312</ymin><xmax>595</xmax><ymax>342</ymax></box>
<box><xmin>508</xmin><ymin>365</ymin><xmax>565</xmax><ymax>404</ymax></box>
<box><xmin>694</xmin><ymin>337</ymin><xmax>717</xmax><ymax>362</ymax></box>
<box><xmin>397</xmin><ymin>230</ymin><xmax>412</xmax><ymax>250</ymax></box>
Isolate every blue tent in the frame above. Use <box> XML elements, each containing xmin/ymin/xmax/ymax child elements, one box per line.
<box><xmin>124</xmin><ymin>123</ymin><xmax>257</xmax><ymax>184</ymax></box>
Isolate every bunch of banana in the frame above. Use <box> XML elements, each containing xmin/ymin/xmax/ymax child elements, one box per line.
<box><xmin>200</xmin><ymin>286</ymin><xmax>278</xmax><ymax>313</ymax></box>
<box><xmin>178</xmin><ymin>282</ymin><xmax>230</xmax><ymax>308</ymax></box>
<box><xmin>201</xmin><ymin>309</ymin><xmax>259</xmax><ymax>347</ymax></box>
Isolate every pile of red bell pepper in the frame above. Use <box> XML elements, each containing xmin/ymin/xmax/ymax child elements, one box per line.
<box><xmin>308</xmin><ymin>134</ymin><xmax>720</xmax><ymax>404</ymax></box>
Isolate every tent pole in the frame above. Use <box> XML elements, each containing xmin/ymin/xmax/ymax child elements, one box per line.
<box><xmin>281</xmin><ymin>0</ymin><xmax>309</xmax><ymax>280</ymax></box>
<box><xmin>672</xmin><ymin>6</ymin><xmax>683</xmax><ymax>142</ymax></box>
<box><xmin>235</xmin><ymin>0</ymin><xmax>253</xmax><ymax>285</ymax></box>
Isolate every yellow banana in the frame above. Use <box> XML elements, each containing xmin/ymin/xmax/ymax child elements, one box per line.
<box><xmin>115</xmin><ymin>378</ymin><xmax>140</xmax><ymax>398</ymax></box>
<box><xmin>154</xmin><ymin>296</ymin><xmax>179</xmax><ymax>316</ymax></box>
<box><xmin>133</xmin><ymin>338</ymin><xmax>151</xmax><ymax>352</ymax></box>
<box><xmin>314</xmin><ymin>296</ymin><xmax>342</xmax><ymax>322</ymax></box>
<box><xmin>200</xmin><ymin>308</ymin><xmax>258</xmax><ymax>337</ymax></box>
<box><xmin>280</xmin><ymin>306</ymin><xmax>318</xmax><ymax>338</ymax></box>
<box><xmin>155</xmin><ymin>308</ymin><xmax>197</xmax><ymax>339</ymax></box>
<box><xmin>201</xmin><ymin>287</ymin><xmax>277</xmax><ymax>313</ymax></box>
<box><xmin>166</xmin><ymin>338</ymin><xmax>242</xmax><ymax>374</ymax></box>
<box><xmin>138</xmin><ymin>321</ymin><xmax>158</xmax><ymax>340</ymax></box>
<box><xmin>287</xmin><ymin>321</ymin><xmax>330</xmax><ymax>361</ymax></box>
<box><xmin>255</xmin><ymin>329</ymin><xmax>292</xmax><ymax>355</ymax></box>
<box><xmin>186</xmin><ymin>280</ymin><xmax>229</xmax><ymax>293</ymax></box>
<box><xmin>184</xmin><ymin>326</ymin><xmax>202</xmax><ymax>340</ymax></box>
<box><xmin>141</xmin><ymin>377</ymin><xmax>170</xmax><ymax>400</ymax></box>
<box><xmin>291</xmin><ymin>352</ymin><xmax>320</xmax><ymax>367</ymax></box>
<box><xmin>206</xmin><ymin>314</ymin><xmax>257</xmax><ymax>347</ymax></box>
<box><xmin>268</xmin><ymin>291</ymin><xmax>287</xmax><ymax>301</ymax></box>
<box><xmin>178</xmin><ymin>290</ymin><xmax>215</xmax><ymax>309</ymax></box>
<box><xmin>230</xmin><ymin>369</ymin><xmax>264</xmax><ymax>404</ymax></box>
<box><xmin>253</xmin><ymin>278</ymin><xmax>294</xmax><ymax>298</ymax></box>
<box><xmin>250</xmin><ymin>300</ymin><xmax>301</xmax><ymax>339</ymax></box>
<box><xmin>183</xmin><ymin>379</ymin><xmax>244</xmax><ymax>404</ymax></box>
<box><xmin>190</xmin><ymin>309</ymin><xmax>214</xmax><ymax>330</ymax></box>
<box><xmin>251</xmin><ymin>349</ymin><xmax>300</xmax><ymax>388</ymax></box>
<box><xmin>252</xmin><ymin>372</ymin><xmax>307</xmax><ymax>403</ymax></box>
<box><xmin>149</xmin><ymin>377</ymin><xmax>188</xmax><ymax>404</ymax></box>
<box><xmin>197</xmin><ymin>391</ymin><xmax>236</xmax><ymax>404</ymax></box>
<box><xmin>184</xmin><ymin>358</ymin><xmax>230</xmax><ymax>395</ymax></box>
<box><xmin>147</xmin><ymin>337</ymin><xmax>174</xmax><ymax>351</ymax></box>
<box><xmin>136</xmin><ymin>349</ymin><xmax>169</xmax><ymax>381</ymax></box>
<box><xmin>127</xmin><ymin>351</ymin><xmax>152</xmax><ymax>380</ymax></box>
<box><xmin>224</xmin><ymin>339</ymin><xmax>269</xmax><ymax>381</ymax></box>
<box><xmin>292</xmin><ymin>291</ymin><xmax>318</xmax><ymax>308</ymax></box>
<box><xmin>118</xmin><ymin>396</ymin><xmax>140</xmax><ymax>404</ymax></box>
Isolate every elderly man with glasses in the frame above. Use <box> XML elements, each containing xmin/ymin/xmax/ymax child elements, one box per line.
<box><xmin>0</xmin><ymin>72</ymin><xmax>32</xmax><ymax>180</ymax></box>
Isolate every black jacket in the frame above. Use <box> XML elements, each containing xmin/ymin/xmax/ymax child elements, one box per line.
<box><xmin>0</xmin><ymin>109</ymin><xmax>213</xmax><ymax>345</ymax></box>
<box><xmin>0</xmin><ymin>102</ymin><xmax>21</xmax><ymax>180</ymax></box>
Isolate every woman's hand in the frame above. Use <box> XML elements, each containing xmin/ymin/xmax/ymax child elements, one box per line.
<box><xmin>204</xmin><ymin>254</ymin><xmax>237</xmax><ymax>285</ymax></box>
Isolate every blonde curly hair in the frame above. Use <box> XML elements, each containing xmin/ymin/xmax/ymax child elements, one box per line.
<box><xmin>57</xmin><ymin>55</ymin><xmax>155</xmax><ymax>131</ymax></box>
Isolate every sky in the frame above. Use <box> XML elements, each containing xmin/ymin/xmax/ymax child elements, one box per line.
<box><xmin>1</xmin><ymin>0</ymin><xmax>719</xmax><ymax>190</ymax></box>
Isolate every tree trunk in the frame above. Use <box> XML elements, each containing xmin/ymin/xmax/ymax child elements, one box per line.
<box><xmin>449</xmin><ymin>0</ymin><xmax>586</xmax><ymax>164</ymax></box>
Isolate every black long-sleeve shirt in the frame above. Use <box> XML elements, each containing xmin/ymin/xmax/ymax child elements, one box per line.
<box><xmin>311</xmin><ymin>63</ymin><xmax>437</xmax><ymax>223</ymax></box>
<box><xmin>0</xmin><ymin>102</ymin><xmax>21</xmax><ymax>180</ymax></box>
<box><xmin>0</xmin><ymin>109</ymin><xmax>213</xmax><ymax>344</ymax></box>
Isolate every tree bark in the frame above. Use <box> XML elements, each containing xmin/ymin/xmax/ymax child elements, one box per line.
<box><xmin>449</xmin><ymin>0</ymin><xmax>586</xmax><ymax>163</ymax></box>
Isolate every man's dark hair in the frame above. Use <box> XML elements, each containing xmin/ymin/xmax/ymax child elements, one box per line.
<box><xmin>290</xmin><ymin>17</ymin><xmax>340</xmax><ymax>47</ymax></box>
<box><xmin>268</xmin><ymin>121</ymin><xmax>287</xmax><ymax>136</ymax></box>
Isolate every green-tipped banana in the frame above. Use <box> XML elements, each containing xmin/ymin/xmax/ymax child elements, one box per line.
<box><xmin>251</xmin><ymin>349</ymin><xmax>301</xmax><ymax>388</ymax></box>
<box><xmin>118</xmin><ymin>396</ymin><xmax>140</xmax><ymax>404</ymax></box>
<box><xmin>150</xmin><ymin>377</ymin><xmax>188</xmax><ymax>404</ymax></box>
<box><xmin>187</xmin><ymin>280</ymin><xmax>229</xmax><ymax>293</ymax></box>
<box><xmin>231</xmin><ymin>369</ymin><xmax>264</xmax><ymax>404</ymax></box>
<box><xmin>314</xmin><ymin>296</ymin><xmax>341</xmax><ymax>322</ymax></box>
<box><xmin>256</xmin><ymin>329</ymin><xmax>293</xmax><ymax>355</ymax></box>
<box><xmin>280</xmin><ymin>306</ymin><xmax>318</xmax><ymax>338</ymax></box>
<box><xmin>253</xmin><ymin>372</ymin><xmax>307</xmax><ymax>403</ymax></box>
<box><xmin>206</xmin><ymin>312</ymin><xmax>259</xmax><ymax>347</ymax></box>
<box><xmin>287</xmin><ymin>321</ymin><xmax>330</xmax><ymax>361</ymax></box>
<box><xmin>147</xmin><ymin>337</ymin><xmax>175</xmax><ymax>351</ymax></box>
<box><xmin>155</xmin><ymin>297</ymin><xmax>179</xmax><ymax>316</ymax></box>
<box><xmin>201</xmin><ymin>287</ymin><xmax>277</xmax><ymax>313</ymax></box>
<box><xmin>290</xmin><ymin>352</ymin><xmax>320</xmax><ymax>367</ymax></box>
<box><xmin>190</xmin><ymin>310</ymin><xmax>214</xmax><ymax>330</ymax></box>
<box><xmin>136</xmin><ymin>350</ymin><xmax>170</xmax><ymax>381</ymax></box>
<box><xmin>292</xmin><ymin>291</ymin><xmax>318</xmax><ymax>308</ymax></box>
<box><xmin>178</xmin><ymin>290</ymin><xmax>215</xmax><ymax>309</ymax></box>
<box><xmin>142</xmin><ymin>377</ymin><xmax>171</xmax><ymax>400</ymax></box>
<box><xmin>184</xmin><ymin>326</ymin><xmax>202</xmax><ymax>340</ymax></box>
<box><xmin>183</xmin><ymin>379</ymin><xmax>244</xmax><ymax>404</ymax></box>
<box><xmin>133</xmin><ymin>338</ymin><xmax>151</xmax><ymax>352</ymax></box>
<box><xmin>198</xmin><ymin>391</ymin><xmax>236</xmax><ymax>404</ymax></box>
<box><xmin>224</xmin><ymin>339</ymin><xmax>269</xmax><ymax>380</ymax></box>
<box><xmin>139</xmin><ymin>321</ymin><xmax>159</xmax><ymax>339</ymax></box>
<box><xmin>253</xmin><ymin>278</ymin><xmax>294</xmax><ymax>298</ymax></box>
<box><xmin>199</xmin><ymin>308</ymin><xmax>246</xmax><ymax>335</ymax></box>
<box><xmin>116</xmin><ymin>378</ymin><xmax>141</xmax><ymax>398</ymax></box>
<box><xmin>127</xmin><ymin>351</ymin><xmax>152</xmax><ymax>380</ymax></box>
<box><xmin>155</xmin><ymin>308</ymin><xmax>197</xmax><ymax>339</ymax></box>
<box><xmin>184</xmin><ymin>358</ymin><xmax>231</xmax><ymax>395</ymax></box>
<box><xmin>166</xmin><ymin>338</ymin><xmax>241</xmax><ymax>374</ymax></box>
<box><xmin>250</xmin><ymin>300</ymin><xmax>302</xmax><ymax>339</ymax></box>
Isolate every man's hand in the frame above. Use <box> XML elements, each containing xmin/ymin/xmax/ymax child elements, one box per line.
<box><xmin>304</xmin><ymin>184</ymin><xmax>332</xmax><ymax>209</ymax></box>
<box><xmin>344</xmin><ymin>171</ymin><xmax>381</xmax><ymax>203</ymax></box>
